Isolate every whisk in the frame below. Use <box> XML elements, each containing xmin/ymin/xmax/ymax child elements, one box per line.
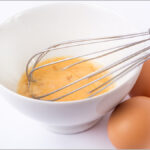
<box><xmin>26</xmin><ymin>29</ymin><xmax>150</xmax><ymax>101</ymax></box>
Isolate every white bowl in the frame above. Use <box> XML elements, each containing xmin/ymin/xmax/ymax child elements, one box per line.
<box><xmin>0</xmin><ymin>2</ymin><xmax>141</xmax><ymax>134</ymax></box>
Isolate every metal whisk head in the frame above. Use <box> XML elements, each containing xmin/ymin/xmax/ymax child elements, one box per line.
<box><xmin>26</xmin><ymin>29</ymin><xmax>150</xmax><ymax>101</ymax></box>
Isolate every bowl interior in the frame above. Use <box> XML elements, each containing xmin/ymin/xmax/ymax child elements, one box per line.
<box><xmin>0</xmin><ymin>3</ymin><xmax>142</xmax><ymax>93</ymax></box>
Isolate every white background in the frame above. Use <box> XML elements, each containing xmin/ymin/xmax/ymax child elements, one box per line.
<box><xmin>0</xmin><ymin>1</ymin><xmax>150</xmax><ymax>149</ymax></box>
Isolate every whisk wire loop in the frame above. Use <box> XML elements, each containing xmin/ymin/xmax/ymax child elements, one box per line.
<box><xmin>26</xmin><ymin>29</ymin><xmax>150</xmax><ymax>101</ymax></box>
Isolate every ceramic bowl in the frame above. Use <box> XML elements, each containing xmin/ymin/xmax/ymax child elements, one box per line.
<box><xmin>0</xmin><ymin>2</ymin><xmax>141</xmax><ymax>134</ymax></box>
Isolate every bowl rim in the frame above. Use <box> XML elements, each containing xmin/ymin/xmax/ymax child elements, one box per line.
<box><xmin>0</xmin><ymin>2</ymin><xmax>141</xmax><ymax>105</ymax></box>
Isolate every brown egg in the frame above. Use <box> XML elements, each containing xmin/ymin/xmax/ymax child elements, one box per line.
<box><xmin>130</xmin><ymin>59</ymin><xmax>150</xmax><ymax>97</ymax></box>
<box><xmin>108</xmin><ymin>96</ymin><xmax>150</xmax><ymax>149</ymax></box>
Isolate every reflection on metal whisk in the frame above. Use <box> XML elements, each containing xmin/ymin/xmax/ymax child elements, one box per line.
<box><xmin>26</xmin><ymin>29</ymin><xmax>150</xmax><ymax>101</ymax></box>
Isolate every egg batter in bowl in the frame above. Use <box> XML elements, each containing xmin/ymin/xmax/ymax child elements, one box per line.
<box><xmin>17</xmin><ymin>57</ymin><xmax>114</xmax><ymax>102</ymax></box>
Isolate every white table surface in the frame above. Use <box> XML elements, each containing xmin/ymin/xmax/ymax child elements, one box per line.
<box><xmin>0</xmin><ymin>1</ymin><xmax>150</xmax><ymax>149</ymax></box>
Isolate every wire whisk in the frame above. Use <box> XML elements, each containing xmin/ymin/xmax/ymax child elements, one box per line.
<box><xmin>26</xmin><ymin>29</ymin><xmax>150</xmax><ymax>101</ymax></box>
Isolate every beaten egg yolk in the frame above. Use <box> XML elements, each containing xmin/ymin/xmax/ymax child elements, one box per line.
<box><xmin>17</xmin><ymin>57</ymin><xmax>114</xmax><ymax>102</ymax></box>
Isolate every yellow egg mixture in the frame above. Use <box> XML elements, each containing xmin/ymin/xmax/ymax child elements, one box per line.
<box><xmin>17</xmin><ymin>57</ymin><xmax>114</xmax><ymax>102</ymax></box>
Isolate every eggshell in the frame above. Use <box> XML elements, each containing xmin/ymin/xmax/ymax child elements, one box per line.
<box><xmin>130</xmin><ymin>59</ymin><xmax>150</xmax><ymax>97</ymax></box>
<box><xmin>108</xmin><ymin>96</ymin><xmax>150</xmax><ymax>149</ymax></box>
